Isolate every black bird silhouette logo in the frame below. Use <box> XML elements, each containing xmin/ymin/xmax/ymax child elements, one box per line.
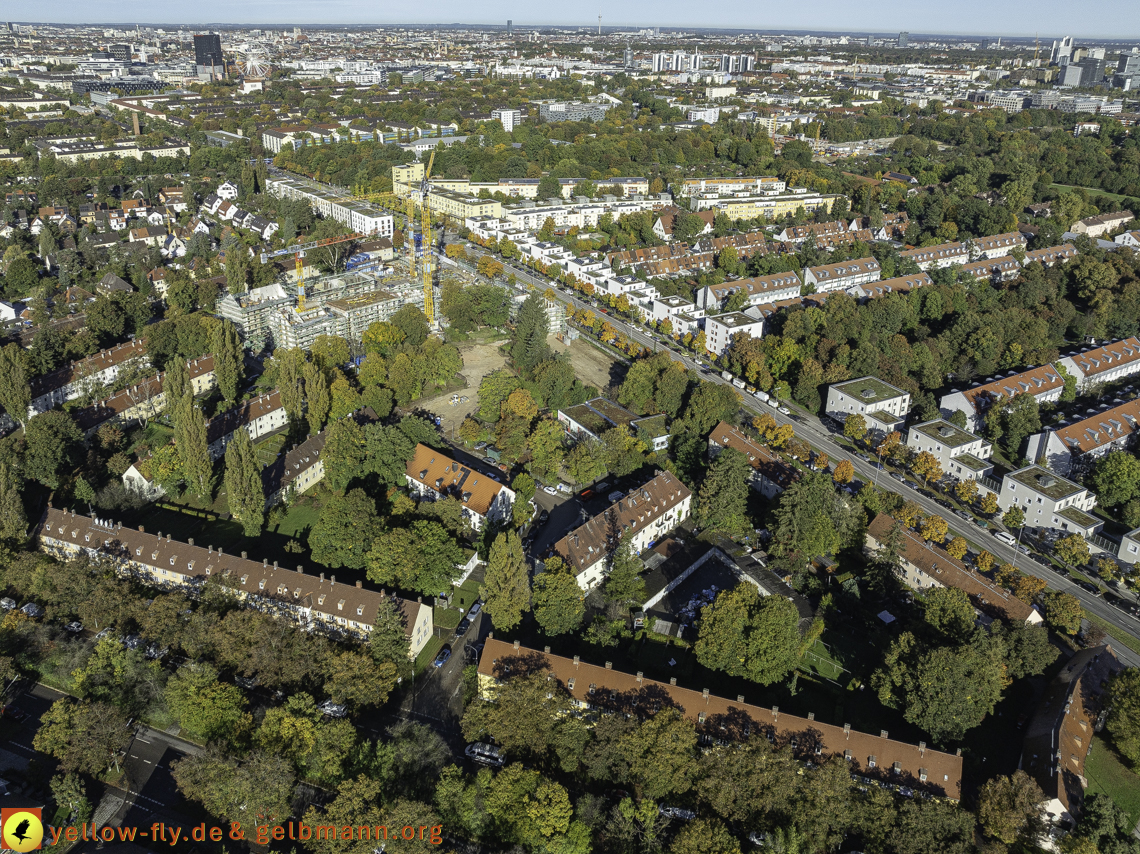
<box><xmin>9</xmin><ymin>819</ymin><xmax>30</xmax><ymax>844</ymax></box>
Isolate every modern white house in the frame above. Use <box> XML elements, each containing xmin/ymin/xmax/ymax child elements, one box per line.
<box><xmin>994</xmin><ymin>465</ymin><xmax>1101</xmax><ymax>538</ymax></box>
<box><xmin>825</xmin><ymin>377</ymin><xmax>911</xmax><ymax>435</ymax></box>
<box><xmin>905</xmin><ymin>419</ymin><xmax>994</xmax><ymax>481</ymax></box>
<box><xmin>939</xmin><ymin>364</ymin><xmax>1065</xmax><ymax>433</ymax></box>
<box><xmin>704</xmin><ymin>308</ymin><xmax>765</xmax><ymax>356</ymax></box>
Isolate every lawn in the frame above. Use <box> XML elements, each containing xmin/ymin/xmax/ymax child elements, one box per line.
<box><xmin>1085</xmin><ymin>735</ymin><xmax>1140</xmax><ymax>828</ymax></box>
<box><xmin>1049</xmin><ymin>183</ymin><xmax>1134</xmax><ymax>204</ymax></box>
<box><xmin>799</xmin><ymin>638</ymin><xmax>847</xmax><ymax>684</ymax></box>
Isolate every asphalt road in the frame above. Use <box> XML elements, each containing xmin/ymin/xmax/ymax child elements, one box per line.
<box><xmin>455</xmin><ymin>240</ymin><xmax>1140</xmax><ymax>665</ymax></box>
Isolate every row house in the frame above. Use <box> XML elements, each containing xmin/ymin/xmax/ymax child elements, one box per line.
<box><xmin>995</xmin><ymin>465</ymin><xmax>1100</xmax><ymax>538</ymax></box>
<box><xmin>1024</xmin><ymin>243</ymin><xmax>1077</xmax><ymax>267</ymax></box>
<box><xmin>802</xmin><ymin>257</ymin><xmax>881</xmax><ymax>292</ymax></box>
<box><xmin>1070</xmin><ymin>210</ymin><xmax>1133</xmax><ymax>237</ymax></box>
<box><xmin>554</xmin><ymin>471</ymin><xmax>692</xmax><ymax>589</ymax></box>
<box><xmin>404</xmin><ymin>444</ymin><xmax>515</xmax><ymax>533</ymax></box>
<box><xmin>900</xmin><ymin>242</ymin><xmax>969</xmax><ymax>270</ymax></box>
<box><xmin>958</xmin><ymin>257</ymin><xmax>1021</xmax><ymax>283</ymax></box>
<box><xmin>36</xmin><ymin>507</ymin><xmax>434</xmax><ymax>656</ymax></box>
<box><xmin>939</xmin><ymin>364</ymin><xmax>1065</xmax><ymax>433</ymax></box>
<box><xmin>969</xmin><ymin>231</ymin><xmax>1027</xmax><ymax>259</ymax></box>
<box><xmin>1055</xmin><ymin>337</ymin><xmax>1140</xmax><ymax>391</ymax></box>
<box><xmin>905</xmin><ymin>419</ymin><xmax>994</xmax><ymax>481</ymax></box>
<box><xmin>774</xmin><ymin>220</ymin><xmax>849</xmax><ymax>243</ymax></box>
<box><xmin>865</xmin><ymin>515</ymin><xmax>1043</xmax><ymax>625</ymax></box>
<box><xmin>29</xmin><ymin>338</ymin><xmax>149</xmax><ymax>416</ymax></box>
<box><xmin>848</xmin><ymin>272</ymin><xmax>932</xmax><ymax>300</ymax></box>
<box><xmin>848</xmin><ymin>211</ymin><xmax>909</xmax><ymax>241</ymax></box>
<box><xmin>205</xmin><ymin>391</ymin><xmax>287</xmax><ymax>460</ymax></box>
<box><xmin>695</xmin><ymin>271</ymin><xmax>803</xmax><ymax>311</ymax></box>
<box><xmin>639</xmin><ymin>252</ymin><xmax>717</xmax><ymax>279</ymax></box>
<box><xmin>129</xmin><ymin>226</ymin><xmax>165</xmax><ymax>247</ymax></box>
<box><xmin>693</xmin><ymin>232</ymin><xmax>771</xmax><ymax>260</ymax></box>
<box><xmin>1114</xmin><ymin>230</ymin><xmax>1140</xmax><ymax>248</ymax></box>
<box><xmin>478</xmin><ymin>639</ymin><xmax>963</xmax><ymax>799</ymax></box>
<box><xmin>815</xmin><ymin>228</ymin><xmax>875</xmax><ymax>250</ymax></box>
<box><xmin>708</xmin><ymin>421</ymin><xmax>799</xmax><ymax>498</ymax></box>
<box><xmin>73</xmin><ymin>356</ymin><xmax>216</xmax><ymax>436</ymax></box>
<box><xmin>1026</xmin><ymin>398</ymin><xmax>1140</xmax><ymax>477</ymax></box>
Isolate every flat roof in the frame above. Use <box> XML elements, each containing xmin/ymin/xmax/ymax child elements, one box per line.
<box><xmin>711</xmin><ymin>311</ymin><xmax>763</xmax><ymax>329</ymax></box>
<box><xmin>1007</xmin><ymin>466</ymin><xmax>1084</xmax><ymax>502</ymax></box>
<box><xmin>833</xmin><ymin>376</ymin><xmax>907</xmax><ymax>406</ymax></box>
<box><xmin>912</xmin><ymin>420</ymin><xmax>979</xmax><ymax>449</ymax></box>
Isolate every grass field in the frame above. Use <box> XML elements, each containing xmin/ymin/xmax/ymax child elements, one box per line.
<box><xmin>1050</xmin><ymin>183</ymin><xmax>1135</xmax><ymax>204</ymax></box>
<box><xmin>1085</xmin><ymin>735</ymin><xmax>1140</xmax><ymax>828</ymax></box>
<box><xmin>799</xmin><ymin>638</ymin><xmax>847</xmax><ymax>683</ymax></box>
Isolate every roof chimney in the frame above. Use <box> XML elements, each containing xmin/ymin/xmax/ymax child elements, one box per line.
<box><xmin>188</xmin><ymin>537</ymin><xmax>194</xmax><ymax>546</ymax></box>
<box><xmin>157</xmin><ymin>531</ymin><xmax>162</xmax><ymax>539</ymax></box>
<box><xmin>771</xmin><ymin>705</ymin><xmax>778</xmax><ymax>719</ymax></box>
<box><xmin>807</xmin><ymin>712</ymin><xmax>815</xmax><ymax>721</ymax></box>
<box><xmin>737</xmin><ymin>695</ymin><xmax>745</xmax><ymax>703</ymax></box>
<box><xmin>919</xmin><ymin>741</ymin><xmax>926</xmax><ymax>756</ymax></box>
<box><xmin>273</xmin><ymin>561</ymin><xmax>278</xmax><ymax>569</ymax></box>
<box><xmin>330</xmin><ymin>576</ymin><xmax>336</xmax><ymax>585</ymax></box>
<box><xmin>138</xmin><ymin>525</ymin><xmax>144</xmax><ymax>532</ymax></box>
<box><xmin>513</xmin><ymin>640</ymin><xmax>520</xmax><ymax>650</ymax></box>
<box><xmin>844</xmin><ymin>723</ymin><xmax>851</xmax><ymax>737</ymax></box>
<box><xmin>669</xmin><ymin>677</ymin><xmax>677</xmax><ymax>685</ymax></box>
<box><xmin>320</xmin><ymin>572</ymin><xmax>325</xmax><ymax>581</ymax></box>
<box><xmin>880</xmin><ymin>730</ymin><xmax>888</xmax><ymax>738</ymax></box>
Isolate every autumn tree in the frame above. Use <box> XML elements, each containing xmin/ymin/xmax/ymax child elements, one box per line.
<box><xmin>223</xmin><ymin>428</ymin><xmax>264</xmax><ymax>536</ymax></box>
<box><xmin>532</xmin><ymin>557</ymin><xmax>585</xmax><ymax>636</ymax></box>
<box><xmin>695</xmin><ymin>584</ymin><xmax>802</xmax><ymax>685</ymax></box>
<box><xmin>481</xmin><ymin>530</ymin><xmax>530</xmax><ymax>631</ymax></box>
<box><xmin>1055</xmin><ymin>534</ymin><xmax>1091</xmax><ymax>567</ymax></box>
<box><xmin>832</xmin><ymin>459</ymin><xmax>854</xmax><ymax>484</ymax></box>
<box><xmin>842</xmin><ymin>413</ymin><xmax>867</xmax><ymax>444</ymax></box>
<box><xmin>977</xmin><ymin>771</ymin><xmax>1047</xmax><ymax>845</ymax></box>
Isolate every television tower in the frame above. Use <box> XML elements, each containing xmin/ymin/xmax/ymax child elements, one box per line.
<box><xmin>598</xmin><ymin>15</ymin><xmax>602</xmax><ymax>35</ymax></box>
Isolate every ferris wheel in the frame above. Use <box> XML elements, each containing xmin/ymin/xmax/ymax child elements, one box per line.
<box><xmin>235</xmin><ymin>44</ymin><xmax>270</xmax><ymax>79</ymax></box>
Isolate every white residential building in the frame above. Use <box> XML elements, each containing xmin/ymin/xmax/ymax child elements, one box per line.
<box><xmin>825</xmin><ymin>377</ymin><xmax>911</xmax><ymax>435</ymax></box>
<box><xmin>802</xmin><ymin>257</ymin><xmax>881</xmax><ymax>292</ymax></box>
<box><xmin>905</xmin><ymin>419</ymin><xmax>994</xmax><ymax>481</ymax></box>
<box><xmin>995</xmin><ymin>466</ymin><xmax>1100</xmax><ymax>537</ymax></box>
<box><xmin>404</xmin><ymin>444</ymin><xmax>515</xmax><ymax>532</ymax></box>
<box><xmin>704</xmin><ymin>308</ymin><xmax>765</xmax><ymax>356</ymax></box>
<box><xmin>1025</xmin><ymin>398</ymin><xmax>1140</xmax><ymax>477</ymax></box>
<box><xmin>1054</xmin><ymin>338</ymin><xmax>1140</xmax><ymax>391</ymax></box>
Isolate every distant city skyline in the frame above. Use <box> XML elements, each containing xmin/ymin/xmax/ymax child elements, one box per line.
<box><xmin>10</xmin><ymin>0</ymin><xmax>1140</xmax><ymax>40</ymax></box>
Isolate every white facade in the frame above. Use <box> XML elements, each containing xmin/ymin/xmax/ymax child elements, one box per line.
<box><xmin>705</xmin><ymin>309</ymin><xmax>765</xmax><ymax>356</ymax></box>
<box><xmin>996</xmin><ymin>466</ymin><xmax>1099</xmax><ymax>536</ymax></box>
<box><xmin>825</xmin><ymin>377</ymin><xmax>911</xmax><ymax>424</ymax></box>
<box><xmin>905</xmin><ymin>420</ymin><xmax>994</xmax><ymax>481</ymax></box>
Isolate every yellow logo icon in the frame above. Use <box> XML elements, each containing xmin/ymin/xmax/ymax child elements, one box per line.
<box><xmin>1</xmin><ymin>809</ymin><xmax>43</xmax><ymax>851</ymax></box>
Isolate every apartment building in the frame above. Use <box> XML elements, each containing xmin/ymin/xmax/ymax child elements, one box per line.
<box><xmin>675</xmin><ymin>176</ymin><xmax>786</xmax><ymax>197</ymax></box>
<box><xmin>899</xmin><ymin>242</ymin><xmax>969</xmax><ymax>270</ymax></box>
<box><xmin>267</xmin><ymin>176</ymin><xmax>393</xmax><ymax>238</ymax></box>
<box><xmin>1055</xmin><ymin>337</ymin><xmax>1140</xmax><ymax>390</ymax></box>
<box><xmin>705</xmin><ymin>309</ymin><xmax>765</xmax><ymax>356</ymax></box>
<box><xmin>73</xmin><ymin>356</ymin><xmax>216</xmax><ymax>436</ymax></box>
<box><xmin>36</xmin><ymin>507</ymin><xmax>434</xmax><ymax>656</ymax></box>
<box><xmin>939</xmin><ymin>365</ymin><xmax>1065</xmax><ymax>432</ymax></box>
<box><xmin>695</xmin><ymin>272</ymin><xmax>803</xmax><ymax>311</ymax></box>
<box><xmin>970</xmin><ymin>231</ymin><xmax>1028</xmax><ymax>259</ymax></box>
<box><xmin>427</xmin><ymin>188</ymin><xmax>502</xmax><ymax>220</ymax></box>
<box><xmin>206</xmin><ymin>392</ymin><xmax>287</xmax><ymax>460</ymax></box>
<box><xmin>802</xmin><ymin>257</ymin><xmax>881</xmax><ymax>292</ymax></box>
<box><xmin>958</xmin><ymin>257</ymin><xmax>1022</xmax><ymax>283</ymax></box>
<box><xmin>1025</xmin><ymin>398</ymin><xmax>1140</xmax><ymax>477</ymax></box>
<box><xmin>848</xmin><ymin>272</ymin><xmax>933</xmax><ymax>300</ymax></box>
<box><xmin>1023</xmin><ymin>244</ymin><xmax>1077</xmax><ymax>267</ymax></box>
<box><xmin>708</xmin><ymin>421</ymin><xmax>799</xmax><ymax>498</ymax></box>
<box><xmin>263</xmin><ymin>408</ymin><xmax>379</xmax><ymax>507</ymax></box>
<box><xmin>995</xmin><ymin>466</ymin><xmax>1100</xmax><ymax>538</ymax></box>
<box><xmin>905</xmin><ymin>419</ymin><xmax>994</xmax><ymax>481</ymax></box>
<box><xmin>825</xmin><ymin>377</ymin><xmax>911</xmax><ymax>434</ymax></box>
<box><xmin>491</xmin><ymin>107</ymin><xmax>521</xmax><ymax>132</ymax></box>
<box><xmin>1070</xmin><ymin>210</ymin><xmax>1133</xmax><ymax>237</ymax></box>
<box><xmin>865</xmin><ymin>514</ymin><xmax>1043</xmax><ymax>625</ymax></box>
<box><xmin>405</xmin><ymin>444</ymin><xmax>515</xmax><ymax>532</ymax></box>
<box><xmin>29</xmin><ymin>338</ymin><xmax>149</xmax><ymax>416</ymax></box>
<box><xmin>537</xmin><ymin>101</ymin><xmax>611</xmax><ymax>123</ymax></box>
<box><xmin>557</xmin><ymin>397</ymin><xmax>638</xmax><ymax>441</ymax></box>
<box><xmin>705</xmin><ymin>192</ymin><xmax>842</xmax><ymax>221</ymax></box>
<box><xmin>554</xmin><ymin>472</ymin><xmax>692</xmax><ymax>589</ymax></box>
<box><xmin>477</xmin><ymin>639</ymin><xmax>963</xmax><ymax>799</ymax></box>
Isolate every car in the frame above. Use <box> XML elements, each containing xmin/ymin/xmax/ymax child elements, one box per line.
<box><xmin>64</xmin><ymin>621</ymin><xmax>83</xmax><ymax>634</ymax></box>
<box><xmin>777</xmin><ymin>406</ymin><xmax>791</xmax><ymax>415</ymax></box>
<box><xmin>318</xmin><ymin>700</ymin><xmax>348</xmax><ymax>718</ymax></box>
<box><xmin>1079</xmin><ymin>581</ymin><xmax>1099</xmax><ymax>594</ymax></box>
<box><xmin>454</xmin><ymin>618</ymin><xmax>472</xmax><ymax>638</ymax></box>
<box><xmin>1016</xmin><ymin>713</ymin><xmax>1029</xmax><ymax>729</ymax></box>
<box><xmin>956</xmin><ymin>510</ymin><xmax>972</xmax><ymax>520</ymax></box>
<box><xmin>856</xmin><ymin>453</ymin><xmax>871</xmax><ymax>462</ymax></box>
<box><xmin>94</xmin><ymin>628</ymin><xmax>113</xmax><ymax>641</ymax></box>
<box><xmin>608</xmin><ymin>490</ymin><xmax>626</xmax><ymax>502</ymax></box>
<box><xmin>433</xmin><ymin>648</ymin><xmax>452</xmax><ymax>668</ymax></box>
<box><xmin>1017</xmin><ymin>545</ymin><xmax>1030</xmax><ymax>555</ymax></box>
<box><xmin>0</xmin><ymin>597</ymin><xmax>15</xmax><ymax>611</ymax></box>
<box><xmin>468</xmin><ymin>601</ymin><xmax>482</xmax><ymax>617</ymax></box>
<box><xmin>580</xmin><ymin>489</ymin><xmax>594</xmax><ymax>499</ymax></box>
<box><xmin>235</xmin><ymin>675</ymin><xmax>258</xmax><ymax>689</ymax></box>
<box><xmin>993</xmin><ymin>531</ymin><xmax>1017</xmax><ymax>547</ymax></box>
<box><xmin>2</xmin><ymin>707</ymin><xmax>28</xmax><ymax>723</ymax></box>
<box><xmin>474</xmin><ymin>441</ymin><xmax>489</xmax><ymax>451</ymax></box>
<box><xmin>659</xmin><ymin>806</ymin><xmax>697</xmax><ymax>821</ymax></box>
<box><xmin>543</xmin><ymin>485</ymin><xmax>559</xmax><ymax>495</ymax></box>
<box><xmin>974</xmin><ymin>519</ymin><xmax>989</xmax><ymax>529</ymax></box>
<box><xmin>465</xmin><ymin>742</ymin><xmax>504</xmax><ymax>767</ymax></box>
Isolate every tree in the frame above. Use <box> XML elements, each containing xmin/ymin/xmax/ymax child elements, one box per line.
<box><xmin>1002</xmin><ymin>506</ymin><xmax>1026</xmax><ymax>530</ymax></box>
<box><xmin>370</xmin><ymin>595</ymin><xmax>412</xmax><ymax>678</ymax></box>
<box><xmin>165</xmin><ymin>663</ymin><xmax>251</xmax><ymax>745</ymax></box>
<box><xmin>324</xmin><ymin>650</ymin><xmax>397</xmax><ymax>709</ymax></box>
<box><xmin>669</xmin><ymin>819</ymin><xmax>740</xmax><ymax>854</ymax></box>
<box><xmin>329</xmin><ymin>374</ymin><xmax>362</xmax><ymax>421</ymax></box>
<box><xmin>923</xmin><ymin>588</ymin><xmax>975</xmax><ymax>642</ymax></box>
<box><xmin>172</xmin><ymin>748</ymin><xmax>295</xmax><ymax>828</ymax></box>
<box><xmin>391</xmin><ymin>304</ymin><xmax>430</xmax><ymax>347</ymax></box>
<box><xmin>24</xmin><ymin>410</ymin><xmax>83</xmax><ymax>489</ymax></box>
<box><xmin>532</xmin><ymin>558</ymin><xmax>584</xmax><ymax>636</ymax></box>
<box><xmin>1042</xmin><ymin>590</ymin><xmax>1083</xmax><ymax>635</ymax></box>
<box><xmin>223</xmin><ymin>428</ymin><xmax>264</xmax><ymax>536</ymax></box>
<box><xmin>527</xmin><ymin>418</ymin><xmax>565</xmax><ymax>482</ymax></box>
<box><xmin>833</xmin><ymin>459</ymin><xmax>854</xmax><ymax>485</ymax></box>
<box><xmin>0</xmin><ymin>461</ymin><xmax>26</xmax><ymax>544</ymax></box>
<box><xmin>1055</xmin><ymin>533</ymin><xmax>1091</xmax><ymax>567</ymax></box>
<box><xmin>511</xmin><ymin>293</ymin><xmax>550</xmax><ymax>375</ymax></box>
<box><xmin>566</xmin><ymin>438</ymin><xmax>607</xmax><ymax>484</ymax></box>
<box><xmin>363</xmin><ymin>423</ymin><xmax>416</xmax><ymax>486</ymax></box>
<box><xmin>953</xmin><ymin>479</ymin><xmax>978</xmax><ymax>504</ymax></box>
<box><xmin>699</xmin><ymin>449</ymin><xmax>752</xmax><ymax>536</ymax></box>
<box><xmin>977</xmin><ymin>771</ymin><xmax>1047</xmax><ymax>845</ymax></box>
<box><xmin>1090</xmin><ymin>451</ymin><xmax>1140</xmax><ymax>507</ymax></box>
<box><xmin>275</xmin><ymin>348</ymin><xmax>307</xmax><ymax>421</ymax></box>
<box><xmin>303</xmin><ymin>362</ymin><xmax>330</xmax><ymax>434</ymax></box>
<box><xmin>163</xmin><ymin>357</ymin><xmax>191</xmax><ymax>423</ymax></box>
<box><xmin>537</xmin><ymin>176</ymin><xmax>562</xmax><ymax>201</ymax></box>
<box><xmin>309</xmin><ymin>489</ymin><xmax>382</xmax><ymax>569</ymax></box>
<box><xmin>211</xmin><ymin>320</ymin><xmax>244</xmax><ymax>403</ymax></box>
<box><xmin>620</xmin><ymin>708</ymin><xmax>699</xmax><ymax>799</ymax></box>
<box><xmin>919</xmin><ymin>514</ymin><xmax>949</xmax><ymax>543</ymax></box>
<box><xmin>1105</xmin><ymin>665</ymin><xmax>1140</xmax><ymax>774</ymax></box>
<box><xmin>367</xmin><ymin>520</ymin><xmax>463</xmax><ymax>595</ymax></box>
<box><xmin>174</xmin><ymin>395</ymin><xmax>212</xmax><ymax>500</ymax></box>
<box><xmin>33</xmin><ymin>699</ymin><xmax>131</xmax><ymax>775</ymax></box>
<box><xmin>911</xmin><ymin>451</ymin><xmax>943</xmax><ymax>486</ymax></box>
<box><xmin>946</xmin><ymin>536</ymin><xmax>968</xmax><ymax>560</ymax></box>
<box><xmin>0</xmin><ymin>343</ymin><xmax>31</xmax><ymax>426</ymax></box>
<box><xmin>843</xmin><ymin>413</ymin><xmax>867</xmax><ymax>444</ymax></box>
<box><xmin>770</xmin><ymin>471</ymin><xmax>845</xmax><ymax>566</ymax></box>
<box><xmin>322</xmin><ymin>416</ymin><xmax>366</xmax><ymax>493</ymax></box>
<box><xmin>980</xmin><ymin>493</ymin><xmax>999</xmax><ymax>515</ymax></box>
<box><xmin>975</xmin><ymin>550</ymin><xmax>995</xmax><ymax>573</ymax></box>
<box><xmin>695</xmin><ymin>584</ymin><xmax>802</xmax><ymax>685</ymax></box>
<box><xmin>481</xmin><ymin>531</ymin><xmax>530</xmax><ymax>631</ymax></box>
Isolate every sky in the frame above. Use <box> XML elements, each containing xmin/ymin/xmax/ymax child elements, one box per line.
<box><xmin>14</xmin><ymin>0</ymin><xmax>1140</xmax><ymax>39</ymax></box>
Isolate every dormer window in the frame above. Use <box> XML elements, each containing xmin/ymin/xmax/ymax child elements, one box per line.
<box><xmin>337</xmin><ymin>599</ymin><xmax>346</xmax><ymax>610</ymax></box>
<box><xmin>241</xmin><ymin>575</ymin><xmax>248</xmax><ymax>584</ymax></box>
<box><xmin>259</xmin><ymin>579</ymin><xmax>266</xmax><ymax>590</ymax></box>
<box><xmin>318</xmin><ymin>594</ymin><xmax>326</xmax><ymax>605</ymax></box>
<box><xmin>357</xmin><ymin>606</ymin><xmax>364</xmax><ymax>615</ymax></box>
<box><xmin>170</xmin><ymin>557</ymin><xmax>176</xmax><ymax>565</ymax></box>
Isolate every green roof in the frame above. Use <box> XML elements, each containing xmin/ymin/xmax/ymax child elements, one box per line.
<box><xmin>1059</xmin><ymin>506</ymin><xmax>1099</xmax><ymax>530</ymax></box>
<box><xmin>633</xmin><ymin>414</ymin><xmax>670</xmax><ymax>440</ymax></box>
<box><xmin>913</xmin><ymin>420</ymin><xmax>978</xmax><ymax>449</ymax></box>
<box><xmin>834</xmin><ymin>376</ymin><xmax>907</xmax><ymax>406</ymax></box>
<box><xmin>867</xmin><ymin>409</ymin><xmax>904</xmax><ymax>426</ymax></box>
<box><xmin>953</xmin><ymin>453</ymin><xmax>992</xmax><ymax>472</ymax></box>
<box><xmin>1007</xmin><ymin>466</ymin><xmax>1083</xmax><ymax>502</ymax></box>
<box><xmin>562</xmin><ymin>404</ymin><xmax>609</xmax><ymax>434</ymax></box>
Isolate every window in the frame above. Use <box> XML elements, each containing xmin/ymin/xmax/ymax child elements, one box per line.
<box><xmin>868</xmin><ymin>756</ymin><xmax>877</xmax><ymax>768</ymax></box>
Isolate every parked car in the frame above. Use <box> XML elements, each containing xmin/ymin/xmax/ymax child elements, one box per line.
<box><xmin>543</xmin><ymin>485</ymin><xmax>559</xmax><ymax>496</ymax></box>
<box><xmin>608</xmin><ymin>490</ymin><xmax>626</xmax><ymax>502</ymax></box>
<box><xmin>454</xmin><ymin>618</ymin><xmax>472</xmax><ymax>639</ymax></box>
<box><xmin>0</xmin><ymin>598</ymin><xmax>15</xmax><ymax>611</ymax></box>
<box><xmin>956</xmin><ymin>510</ymin><xmax>972</xmax><ymax>521</ymax></box>
<box><xmin>766</xmin><ymin>398</ymin><xmax>779</xmax><ymax>408</ymax></box>
<box><xmin>468</xmin><ymin>601</ymin><xmax>482</xmax><ymax>617</ymax></box>
<box><xmin>659</xmin><ymin>806</ymin><xmax>697</xmax><ymax>821</ymax></box>
<box><xmin>777</xmin><ymin>406</ymin><xmax>791</xmax><ymax>415</ymax></box>
<box><xmin>473</xmin><ymin>441</ymin><xmax>489</xmax><ymax>451</ymax></box>
<box><xmin>64</xmin><ymin>621</ymin><xmax>83</xmax><ymax>634</ymax></box>
<box><xmin>993</xmin><ymin>531</ymin><xmax>1017</xmax><ymax>547</ymax></box>
<box><xmin>318</xmin><ymin>700</ymin><xmax>348</xmax><ymax>718</ymax></box>
<box><xmin>465</xmin><ymin>742</ymin><xmax>504</xmax><ymax>767</ymax></box>
<box><xmin>433</xmin><ymin>648</ymin><xmax>452</xmax><ymax>668</ymax></box>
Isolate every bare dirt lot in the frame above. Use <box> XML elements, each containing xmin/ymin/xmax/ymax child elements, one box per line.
<box><xmin>420</xmin><ymin>339</ymin><xmax>508</xmax><ymax>435</ymax></box>
<box><xmin>552</xmin><ymin>336</ymin><xmax>629</xmax><ymax>395</ymax></box>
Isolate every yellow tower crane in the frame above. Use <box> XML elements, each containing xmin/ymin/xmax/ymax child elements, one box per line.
<box><xmin>419</xmin><ymin>149</ymin><xmax>436</xmax><ymax>324</ymax></box>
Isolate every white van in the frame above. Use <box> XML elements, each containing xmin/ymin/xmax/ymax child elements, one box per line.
<box><xmin>754</xmin><ymin>390</ymin><xmax>770</xmax><ymax>402</ymax></box>
<box><xmin>993</xmin><ymin>531</ymin><xmax>1017</xmax><ymax>547</ymax></box>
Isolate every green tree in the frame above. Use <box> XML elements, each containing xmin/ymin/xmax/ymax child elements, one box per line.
<box><xmin>977</xmin><ymin>771</ymin><xmax>1047</xmax><ymax>845</ymax></box>
<box><xmin>390</xmin><ymin>304</ymin><xmax>429</xmax><ymax>347</ymax></box>
<box><xmin>511</xmin><ymin>293</ymin><xmax>551</xmax><ymax>376</ymax></box>
<box><xmin>309</xmin><ymin>489</ymin><xmax>382</xmax><ymax>569</ymax></box>
<box><xmin>174</xmin><ymin>394</ymin><xmax>212</xmax><ymax>500</ymax></box>
<box><xmin>1055</xmin><ymin>533</ymin><xmax>1091</xmax><ymax>567</ymax></box>
<box><xmin>367</xmin><ymin>520</ymin><xmax>463</xmax><ymax>595</ymax></box>
<box><xmin>770</xmin><ymin>471</ymin><xmax>846</xmax><ymax>567</ymax></box>
<box><xmin>620</xmin><ymin>708</ymin><xmax>699</xmax><ymax>800</ymax></box>
<box><xmin>165</xmin><ymin>663</ymin><xmax>251</xmax><ymax>745</ymax></box>
<box><xmin>171</xmin><ymin>748</ymin><xmax>295</xmax><ymax>828</ymax></box>
<box><xmin>843</xmin><ymin>413</ymin><xmax>867</xmax><ymax>444</ymax></box>
<box><xmin>322</xmin><ymin>416</ymin><xmax>366</xmax><ymax>493</ymax></box>
<box><xmin>1106</xmin><ymin>668</ymin><xmax>1140</xmax><ymax>770</ymax></box>
<box><xmin>223</xmin><ymin>428</ymin><xmax>264</xmax><ymax>536</ymax></box>
<box><xmin>537</xmin><ymin>176</ymin><xmax>562</xmax><ymax>201</ymax></box>
<box><xmin>1041</xmin><ymin>590</ymin><xmax>1083</xmax><ymax>635</ymax></box>
<box><xmin>369</xmin><ymin>595</ymin><xmax>412</xmax><ymax>678</ymax></box>
<box><xmin>33</xmin><ymin>699</ymin><xmax>131</xmax><ymax>775</ymax></box>
<box><xmin>669</xmin><ymin>818</ymin><xmax>741</xmax><ymax>854</ymax></box>
<box><xmin>275</xmin><ymin>347</ymin><xmax>307</xmax><ymax>421</ymax></box>
<box><xmin>0</xmin><ymin>343</ymin><xmax>32</xmax><ymax>426</ymax></box>
<box><xmin>481</xmin><ymin>530</ymin><xmax>530</xmax><ymax>631</ymax></box>
<box><xmin>303</xmin><ymin>362</ymin><xmax>330</xmax><ymax>435</ymax></box>
<box><xmin>1002</xmin><ymin>506</ymin><xmax>1026</xmax><ymax>530</ymax></box>
<box><xmin>24</xmin><ymin>410</ymin><xmax>82</xmax><ymax>489</ymax></box>
<box><xmin>363</xmin><ymin>423</ymin><xmax>416</xmax><ymax>486</ymax></box>
<box><xmin>532</xmin><ymin>558</ymin><xmax>584</xmax><ymax>636</ymax></box>
<box><xmin>477</xmin><ymin>369</ymin><xmax>521</xmax><ymax>422</ymax></box>
<box><xmin>923</xmin><ymin>587</ymin><xmax>976</xmax><ymax>642</ymax></box>
<box><xmin>695</xmin><ymin>584</ymin><xmax>802</xmax><ymax>685</ymax></box>
<box><xmin>699</xmin><ymin>448</ymin><xmax>752</xmax><ymax>535</ymax></box>
<box><xmin>163</xmin><ymin>357</ymin><xmax>191</xmax><ymax>423</ymax></box>
<box><xmin>211</xmin><ymin>319</ymin><xmax>244</xmax><ymax>403</ymax></box>
<box><xmin>1090</xmin><ymin>451</ymin><xmax>1140</xmax><ymax>507</ymax></box>
<box><xmin>0</xmin><ymin>460</ymin><xmax>26</xmax><ymax>544</ymax></box>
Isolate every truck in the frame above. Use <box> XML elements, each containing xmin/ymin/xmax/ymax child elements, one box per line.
<box><xmin>721</xmin><ymin>370</ymin><xmax>733</xmax><ymax>382</ymax></box>
<box><xmin>732</xmin><ymin>378</ymin><xmax>746</xmax><ymax>389</ymax></box>
<box><xmin>754</xmin><ymin>390</ymin><xmax>770</xmax><ymax>402</ymax></box>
